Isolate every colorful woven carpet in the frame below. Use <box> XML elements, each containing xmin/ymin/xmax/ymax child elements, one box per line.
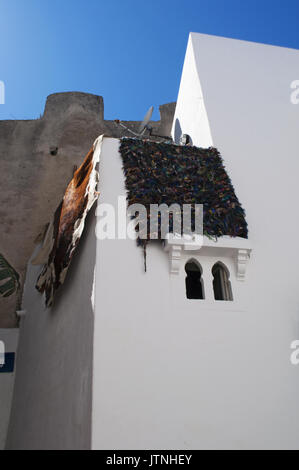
<box><xmin>119</xmin><ymin>138</ymin><xmax>248</xmax><ymax>243</ymax></box>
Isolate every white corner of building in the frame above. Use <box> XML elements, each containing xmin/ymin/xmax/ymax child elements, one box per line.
<box><xmin>172</xmin><ymin>32</ymin><xmax>214</xmax><ymax>148</ymax></box>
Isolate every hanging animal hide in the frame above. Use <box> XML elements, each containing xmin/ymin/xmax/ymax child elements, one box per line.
<box><xmin>33</xmin><ymin>135</ymin><xmax>103</xmax><ymax>307</ymax></box>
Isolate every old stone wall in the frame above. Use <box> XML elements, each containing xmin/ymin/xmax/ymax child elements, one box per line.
<box><xmin>0</xmin><ymin>92</ymin><xmax>176</xmax><ymax>327</ymax></box>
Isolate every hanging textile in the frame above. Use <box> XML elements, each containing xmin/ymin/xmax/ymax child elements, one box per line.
<box><xmin>33</xmin><ymin>135</ymin><xmax>103</xmax><ymax>307</ymax></box>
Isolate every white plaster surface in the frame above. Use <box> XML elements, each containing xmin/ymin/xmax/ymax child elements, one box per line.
<box><xmin>6</xmin><ymin>208</ymin><xmax>96</xmax><ymax>449</ymax></box>
<box><xmin>92</xmin><ymin>33</ymin><xmax>299</xmax><ymax>450</ymax></box>
<box><xmin>91</xmin><ymin>139</ymin><xmax>255</xmax><ymax>449</ymax></box>
<box><xmin>172</xmin><ymin>34</ymin><xmax>213</xmax><ymax>147</ymax></box>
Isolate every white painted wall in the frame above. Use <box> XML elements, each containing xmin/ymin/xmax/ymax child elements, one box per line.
<box><xmin>92</xmin><ymin>35</ymin><xmax>299</xmax><ymax>450</ymax></box>
<box><xmin>0</xmin><ymin>328</ymin><xmax>18</xmax><ymax>449</ymax></box>
<box><xmin>6</xmin><ymin>208</ymin><xmax>96</xmax><ymax>450</ymax></box>
<box><xmin>172</xmin><ymin>34</ymin><xmax>213</xmax><ymax>147</ymax></box>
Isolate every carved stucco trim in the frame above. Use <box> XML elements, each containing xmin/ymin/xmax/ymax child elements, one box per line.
<box><xmin>169</xmin><ymin>245</ymin><xmax>182</xmax><ymax>275</ymax></box>
<box><xmin>164</xmin><ymin>235</ymin><xmax>251</xmax><ymax>280</ymax></box>
<box><xmin>236</xmin><ymin>249</ymin><xmax>250</xmax><ymax>281</ymax></box>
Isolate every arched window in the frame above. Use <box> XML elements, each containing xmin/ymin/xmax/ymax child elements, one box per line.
<box><xmin>212</xmin><ymin>262</ymin><xmax>233</xmax><ymax>301</ymax></box>
<box><xmin>185</xmin><ymin>260</ymin><xmax>204</xmax><ymax>299</ymax></box>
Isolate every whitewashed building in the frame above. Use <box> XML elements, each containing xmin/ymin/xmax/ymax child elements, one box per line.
<box><xmin>4</xmin><ymin>33</ymin><xmax>299</xmax><ymax>450</ymax></box>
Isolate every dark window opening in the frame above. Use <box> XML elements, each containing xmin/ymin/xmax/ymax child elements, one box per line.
<box><xmin>185</xmin><ymin>260</ymin><xmax>204</xmax><ymax>299</ymax></box>
<box><xmin>212</xmin><ymin>262</ymin><xmax>233</xmax><ymax>301</ymax></box>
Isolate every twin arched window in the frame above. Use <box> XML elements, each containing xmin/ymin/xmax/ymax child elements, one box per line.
<box><xmin>185</xmin><ymin>260</ymin><xmax>233</xmax><ymax>301</ymax></box>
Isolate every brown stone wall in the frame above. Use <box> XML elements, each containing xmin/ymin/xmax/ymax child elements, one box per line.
<box><xmin>0</xmin><ymin>92</ymin><xmax>176</xmax><ymax>326</ymax></box>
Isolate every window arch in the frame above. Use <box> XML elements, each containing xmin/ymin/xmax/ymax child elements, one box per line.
<box><xmin>212</xmin><ymin>262</ymin><xmax>233</xmax><ymax>301</ymax></box>
<box><xmin>185</xmin><ymin>260</ymin><xmax>204</xmax><ymax>299</ymax></box>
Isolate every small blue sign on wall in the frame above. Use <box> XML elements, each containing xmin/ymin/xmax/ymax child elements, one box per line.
<box><xmin>0</xmin><ymin>353</ymin><xmax>15</xmax><ymax>373</ymax></box>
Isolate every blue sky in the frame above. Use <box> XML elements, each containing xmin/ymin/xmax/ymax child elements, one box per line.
<box><xmin>0</xmin><ymin>0</ymin><xmax>298</xmax><ymax>121</ymax></box>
